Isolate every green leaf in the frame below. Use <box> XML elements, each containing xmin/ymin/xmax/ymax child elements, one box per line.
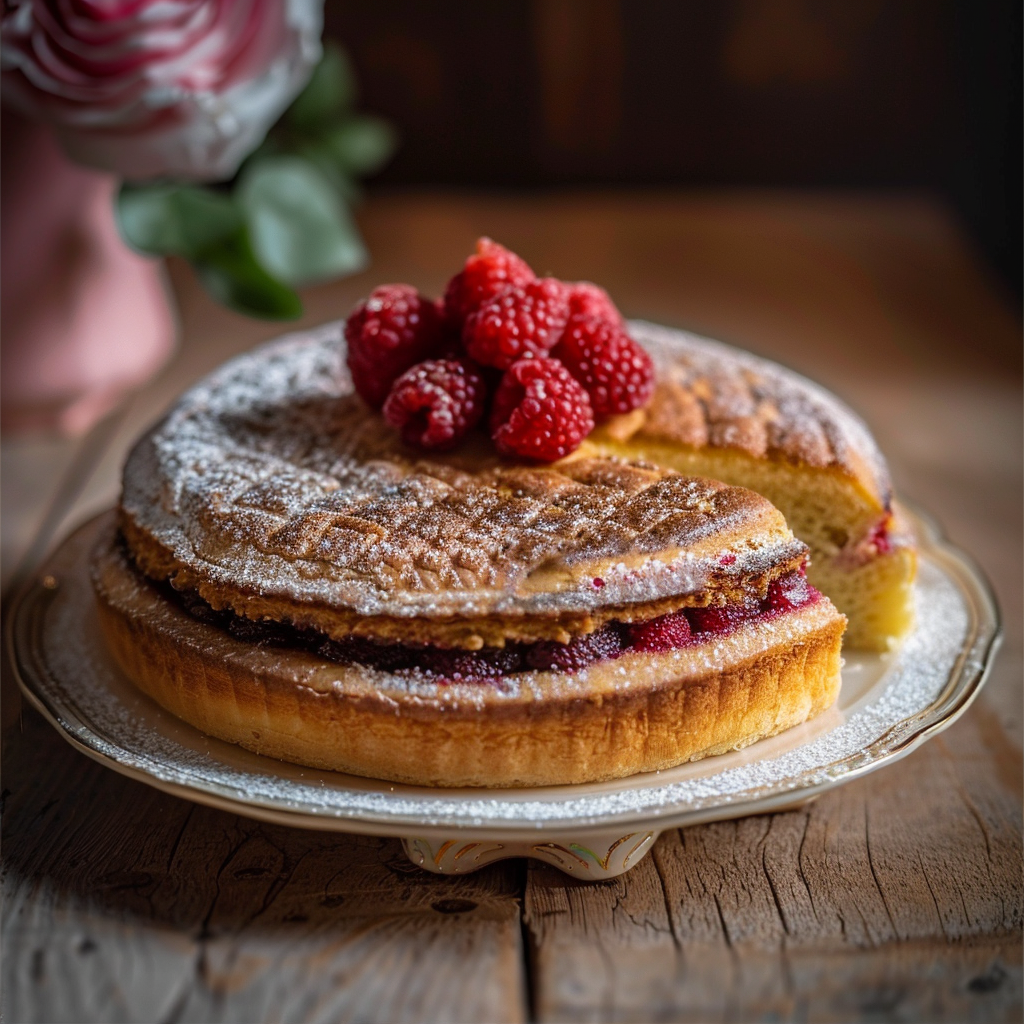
<box><xmin>294</xmin><ymin>140</ymin><xmax>364</xmax><ymax>205</ymax></box>
<box><xmin>238</xmin><ymin>155</ymin><xmax>368</xmax><ymax>287</ymax></box>
<box><xmin>117</xmin><ymin>183</ymin><xmax>242</xmax><ymax>258</ymax></box>
<box><xmin>321</xmin><ymin>117</ymin><xmax>398</xmax><ymax>176</ymax></box>
<box><xmin>286</xmin><ymin>43</ymin><xmax>356</xmax><ymax>134</ymax></box>
<box><xmin>193</xmin><ymin>229</ymin><xmax>303</xmax><ymax>320</ymax></box>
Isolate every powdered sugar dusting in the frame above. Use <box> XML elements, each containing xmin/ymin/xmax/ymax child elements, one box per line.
<box><xmin>629</xmin><ymin>321</ymin><xmax>891</xmax><ymax>505</ymax></box>
<box><xmin>121</xmin><ymin>322</ymin><xmax>803</xmax><ymax>622</ymax></box>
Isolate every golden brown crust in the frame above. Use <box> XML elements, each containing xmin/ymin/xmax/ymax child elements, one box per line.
<box><xmin>117</xmin><ymin>325</ymin><xmax>815</xmax><ymax>648</ymax></box>
<box><xmin>93</xmin><ymin>520</ymin><xmax>845</xmax><ymax>788</ymax></box>
<box><xmin>119</xmin><ymin>509</ymin><xmax>805</xmax><ymax>648</ymax></box>
<box><xmin>623</xmin><ymin>322</ymin><xmax>892</xmax><ymax>510</ymax></box>
<box><xmin>117</xmin><ymin>322</ymin><xmax>907</xmax><ymax>652</ymax></box>
<box><xmin>121</xmin><ymin>424</ymin><xmax>806</xmax><ymax>647</ymax></box>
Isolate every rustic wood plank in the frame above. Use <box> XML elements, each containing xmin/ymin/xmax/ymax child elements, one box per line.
<box><xmin>524</xmin><ymin>701</ymin><xmax>1023</xmax><ymax>1023</ymax></box>
<box><xmin>2</xmin><ymin>712</ymin><xmax>526</xmax><ymax>1024</ymax></box>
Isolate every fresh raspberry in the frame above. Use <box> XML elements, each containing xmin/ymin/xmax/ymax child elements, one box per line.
<box><xmin>567</xmin><ymin>282</ymin><xmax>625</xmax><ymax>326</ymax></box>
<box><xmin>443</xmin><ymin>237</ymin><xmax>535</xmax><ymax>325</ymax></box>
<box><xmin>765</xmin><ymin>571</ymin><xmax>818</xmax><ymax>614</ymax></box>
<box><xmin>383</xmin><ymin>358</ymin><xmax>486</xmax><ymax>451</ymax></box>
<box><xmin>525</xmin><ymin>626</ymin><xmax>623</xmax><ymax>673</ymax></box>
<box><xmin>625</xmin><ymin>611</ymin><xmax>692</xmax><ymax>652</ymax></box>
<box><xmin>687</xmin><ymin>601</ymin><xmax>759</xmax><ymax>635</ymax></box>
<box><xmin>345</xmin><ymin>285</ymin><xmax>444</xmax><ymax>408</ymax></box>
<box><xmin>553</xmin><ymin>316</ymin><xmax>655</xmax><ymax>419</ymax></box>
<box><xmin>490</xmin><ymin>357</ymin><xmax>595</xmax><ymax>461</ymax></box>
<box><xmin>463</xmin><ymin>278</ymin><xmax>571</xmax><ymax>370</ymax></box>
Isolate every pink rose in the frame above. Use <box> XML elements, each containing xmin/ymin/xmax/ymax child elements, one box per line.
<box><xmin>1</xmin><ymin>0</ymin><xmax>324</xmax><ymax>182</ymax></box>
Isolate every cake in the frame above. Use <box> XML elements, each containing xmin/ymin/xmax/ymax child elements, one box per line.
<box><xmin>93</xmin><ymin>323</ymin><xmax>847</xmax><ymax>787</ymax></box>
<box><xmin>91</xmin><ymin>238</ymin><xmax>915</xmax><ymax>787</ymax></box>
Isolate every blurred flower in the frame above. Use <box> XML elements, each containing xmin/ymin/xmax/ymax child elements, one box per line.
<box><xmin>1</xmin><ymin>0</ymin><xmax>323</xmax><ymax>182</ymax></box>
<box><xmin>1</xmin><ymin>4</ymin><xmax>394</xmax><ymax>322</ymax></box>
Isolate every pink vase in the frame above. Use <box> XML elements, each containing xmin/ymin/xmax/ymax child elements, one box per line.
<box><xmin>1</xmin><ymin>110</ymin><xmax>176</xmax><ymax>436</ymax></box>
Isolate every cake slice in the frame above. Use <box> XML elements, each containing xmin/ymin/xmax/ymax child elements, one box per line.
<box><xmin>591</xmin><ymin>323</ymin><xmax>916</xmax><ymax>651</ymax></box>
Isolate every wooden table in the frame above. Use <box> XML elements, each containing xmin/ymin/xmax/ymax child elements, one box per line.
<box><xmin>3</xmin><ymin>192</ymin><xmax>1021</xmax><ymax>1023</ymax></box>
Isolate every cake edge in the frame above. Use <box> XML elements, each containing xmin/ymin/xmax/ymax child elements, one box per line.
<box><xmin>93</xmin><ymin>520</ymin><xmax>846</xmax><ymax>788</ymax></box>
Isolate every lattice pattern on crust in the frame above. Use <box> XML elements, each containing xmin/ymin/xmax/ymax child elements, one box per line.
<box><xmin>120</xmin><ymin>323</ymin><xmax>803</xmax><ymax>623</ymax></box>
<box><xmin>232</xmin><ymin>459</ymin><xmax>760</xmax><ymax>595</ymax></box>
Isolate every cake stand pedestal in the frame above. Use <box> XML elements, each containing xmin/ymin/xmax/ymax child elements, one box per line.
<box><xmin>402</xmin><ymin>829</ymin><xmax>659</xmax><ymax>878</ymax></box>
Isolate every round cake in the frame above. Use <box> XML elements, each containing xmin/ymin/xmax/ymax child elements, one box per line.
<box><xmin>94</xmin><ymin>321</ymin><xmax>853</xmax><ymax>786</ymax></box>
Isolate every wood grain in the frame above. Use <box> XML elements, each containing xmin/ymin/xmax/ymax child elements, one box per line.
<box><xmin>523</xmin><ymin>702</ymin><xmax>1022</xmax><ymax>1022</ymax></box>
<box><xmin>2</xmin><ymin>713</ymin><xmax>526</xmax><ymax>1024</ymax></box>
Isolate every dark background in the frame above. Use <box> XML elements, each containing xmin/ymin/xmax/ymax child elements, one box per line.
<box><xmin>326</xmin><ymin>0</ymin><xmax>1021</xmax><ymax>303</ymax></box>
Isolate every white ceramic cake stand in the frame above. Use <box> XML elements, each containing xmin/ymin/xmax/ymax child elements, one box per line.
<box><xmin>7</xmin><ymin>509</ymin><xmax>999</xmax><ymax>880</ymax></box>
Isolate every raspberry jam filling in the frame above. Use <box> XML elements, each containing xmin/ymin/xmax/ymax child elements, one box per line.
<box><xmin>868</xmin><ymin>519</ymin><xmax>892</xmax><ymax>555</ymax></box>
<box><xmin>168</xmin><ymin>569</ymin><xmax>821</xmax><ymax>684</ymax></box>
<box><xmin>836</xmin><ymin>516</ymin><xmax>895</xmax><ymax>568</ymax></box>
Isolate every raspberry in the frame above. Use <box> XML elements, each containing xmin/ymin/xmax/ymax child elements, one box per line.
<box><xmin>345</xmin><ymin>284</ymin><xmax>444</xmax><ymax>408</ymax></box>
<box><xmin>525</xmin><ymin>626</ymin><xmax>623</xmax><ymax>673</ymax></box>
<box><xmin>480</xmin><ymin>646</ymin><xmax>527</xmax><ymax>676</ymax></box>
<box><xmin>765</xmin><ymin>571</ymin><xmax>817</xmax><ymax>614</ymax></box>
<box><xmin>687</xmin><ymin>601</ymin><xmax>759</xmax><ymax>635</ymax></box>
<box><xmin>419</xmin><ymin>648</ymin><xmax>490</xmax><ymax>682</ymax></box>
<box><xmin>567</xmin><ymin>282</ymin><xmax>625</xmax><ymax>326</ymax></box>
<box><xmin>625</xmin><ymin>611</ymin><xmax>692</xmax><ymax>652</ymax></box>
<box><xmin>490</xmin><ymin>358</ymin><xmax>595</xmax><ymax>461</ymax></box>
<box><xmin>383</xmin><ymin>358</ymin><xmax>486</xmax><ymax>451</ymax></box>
<box><xmin>463</xmin><ymin>278</ymin><xmax>571</xmax><ymax>370</ymax></box>
<box><xmin>553</xmin><ymin>316</ymin><xmax>655</xmax><ymax>419</ymax></box>
<box><xmin>443</xmin><ymin>237</ymin><xmax>535</xmax><ymax>325</ymax></box>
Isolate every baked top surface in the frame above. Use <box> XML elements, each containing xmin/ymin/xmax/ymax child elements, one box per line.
<box><xmin>619</xmin><ymin>322</ymin><xmax>891</xmax><ymax>509</ymax></box>
<box><xmin>118</xmin><ymin>321</ymin><xmax>884</xmax><ymax>626</ymax></box>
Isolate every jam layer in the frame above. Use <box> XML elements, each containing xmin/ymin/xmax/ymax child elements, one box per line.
<box><xmin>164</xmin><ymin>568</ymin><xmax>821</xmax><ymax>684</ymax></box>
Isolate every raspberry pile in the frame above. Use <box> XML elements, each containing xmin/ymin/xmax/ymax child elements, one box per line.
<box><xmin>344</xmin><ymin>238</ymin><xmax>654</xmax><ymax>460</ymax></box>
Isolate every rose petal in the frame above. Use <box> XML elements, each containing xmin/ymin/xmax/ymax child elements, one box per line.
<box><xmin>1</xmin><ymin>0</ymin><xmax>323</xmax><ymax>180</ymax></box>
